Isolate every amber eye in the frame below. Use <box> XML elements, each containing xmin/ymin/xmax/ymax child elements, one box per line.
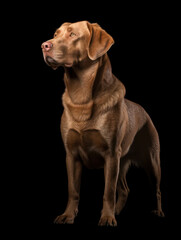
<box><xmin>54</xmin><ymin>33</ymin><xmax>57</xmax><ymax>37</ymax></box>
<box><xmin>70</xmin><ymin>32</ymin><xmax>76</xmax><ymax>37</ymax></box>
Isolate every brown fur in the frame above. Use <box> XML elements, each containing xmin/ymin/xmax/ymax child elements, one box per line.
<box><xmin>42</xmin><ymin>21</ymin><xmax>164</xmax><ymax>226</ymax></box>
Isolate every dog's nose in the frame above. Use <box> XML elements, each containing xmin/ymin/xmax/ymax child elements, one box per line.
<box><xmin>41</xmin><ymin>41</ymin><xmax>53</xmax><ymax>51</ymax></box>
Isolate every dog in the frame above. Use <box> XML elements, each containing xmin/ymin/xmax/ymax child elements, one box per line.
<box><xmin>41</xmin><ymin>21</ymin><xmax>164</xmax><ymax>226</ymax></box>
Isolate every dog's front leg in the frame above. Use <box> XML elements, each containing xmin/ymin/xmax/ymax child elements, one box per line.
<box><xmin>54</xmin><ymin>153</ymin><xmax>82</xmax><ymax>224</ymax></box>
<box><xmin>99</xmin><ymin>155</ymin><xmax>119</xmax><ymax>226</ymax></box>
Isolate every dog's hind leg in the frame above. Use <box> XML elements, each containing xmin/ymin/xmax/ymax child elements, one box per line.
<box><xmin>115</xmin><ymin>158</ymin><xmax>130</xmax><ymax>215</ymax></box>
<box><xmin>143</xmin><ymin>151</ymin><xmax>165</xmax><ymax>217</ymax></box>
<box><xmin>130</xmin><ymin>119</ymin><xmax>165</xmax><ymax>217</ymax></box>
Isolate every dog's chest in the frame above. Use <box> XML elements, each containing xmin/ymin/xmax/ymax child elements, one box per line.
<box><xmin>66</xmin><ymin>129</ymin><xmax>108</xmax><ymax>168</ymax></box>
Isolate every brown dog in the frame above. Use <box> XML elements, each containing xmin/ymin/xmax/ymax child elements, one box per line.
<box><xmin>41</xmin><ymin>21</ymin><xmax>164</xmax><ymax>226</ymax></box>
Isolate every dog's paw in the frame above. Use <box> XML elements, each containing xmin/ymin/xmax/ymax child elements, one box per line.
<box><xmin>98</xmin><ymin>215</ymin><xmax>117</xmax><ymax>227</ymax></box>
<box><xmin>151</xmin><ymin>210</ymin><xmax>165</xmax><ymax>217</ymax></box>
<box><xmin>54</xmin><ymin>214</ymin><xmax>75</xmax><ymax>224</ymax></box>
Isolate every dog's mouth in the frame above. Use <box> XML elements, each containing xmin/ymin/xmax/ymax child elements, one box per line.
<box><xmin>45</xmin><ymin>56</ymin><xmax>74</xmax><ymax>69</ymax></box>
<box><xmin>45</xmin><ymin>56</ymin><xmax>60</xmax><ymax>70</ymax></box>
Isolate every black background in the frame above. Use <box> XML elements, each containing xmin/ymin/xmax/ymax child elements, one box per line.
<box><xmin>9</xmin><ymin>1</ymin><xmax>178</xmax><ymax>237</ymax></box>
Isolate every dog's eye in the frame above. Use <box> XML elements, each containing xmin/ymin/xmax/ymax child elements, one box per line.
<box><xmin>54</xmin><ymin>33</ymin><xmax>57</xmax><ymax>37</ymax></box>
<box><xmin>70</xmin><ymin>32</ymin><xmax>76</xmax><ymax>37</ymax></box>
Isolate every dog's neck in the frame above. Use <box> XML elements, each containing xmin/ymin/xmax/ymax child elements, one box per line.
<box><xmin>62</xmin><ymin>54</ymin><xmax>125</xmax><ymax>122</ymax></box>
<box><xmin>64</xmin><ymin>54</ymin><xmax>114</xmax><ymax>102</ymax></box>
<box><xmin>64</xmin><ymin>57</ymin><xmax>99</xmax><ymax>105</ymax></box>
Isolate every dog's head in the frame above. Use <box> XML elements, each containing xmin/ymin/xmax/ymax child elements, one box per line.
<box><xmin>41</xmin><ymin>21</ymin><xmax>114</xmax><ymax>69</ymax></box>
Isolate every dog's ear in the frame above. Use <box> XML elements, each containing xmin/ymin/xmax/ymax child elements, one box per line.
<box><xmin>87</xmin><ymin>22</ymin><xmax>114</xmax><ymax>61</ymax></box>
<box><xmin>61</xmin><ymin>22</ymin><xmax>71</xmax><ymax>27</ymax></box>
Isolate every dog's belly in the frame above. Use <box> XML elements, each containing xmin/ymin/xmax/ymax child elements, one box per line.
<box><xmin>66</xmin><ymin>129</ymin><xmax>108</xmax><ymax>169</ymax></box>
